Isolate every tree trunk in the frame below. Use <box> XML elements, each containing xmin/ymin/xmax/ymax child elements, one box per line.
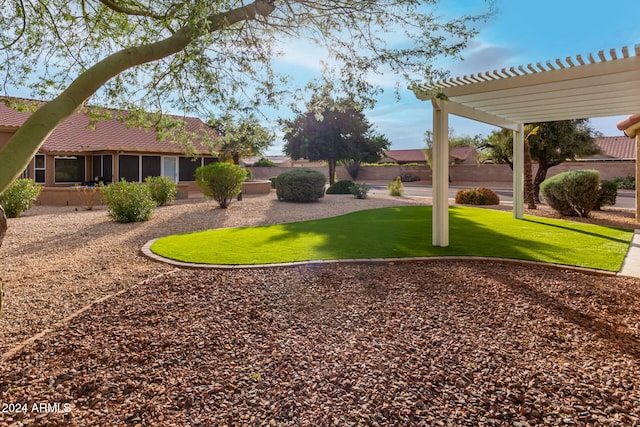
<box><xmin>0</xmin><ymin>0</ymin><xmax>276</xmax><ymax>195</ymax></box>
<box><xmin>328</xmin><ymin>159</ymin><xmax>337</xmax><ymax>186</ymax></box>
<box><xmin>523</xmin><ymin>140</ymin><xmax>537</xmax><ymax>209</ymax></box>
<box><xmin>533</xmin><ymin>164</ymin><xmax>550</xmax><ymax>204</ymax></box>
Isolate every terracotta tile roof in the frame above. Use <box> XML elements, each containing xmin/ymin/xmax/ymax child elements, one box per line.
<box><xmin>450</xmin><ymin>146</ymin><xmax>477</xmax><ymax>161</ymax></box>
<box><xmin>593</xmin><ymin>136</ymin><xmax>636</xmax><ymax>159</ymax></box>
<box><xmin>0</xmin><ymin>98</ymin><xmax>219</xmax><ymax>155</ymax></box>
<box><xmin>382</xmin><ymin>149</ymin><xmax>427</xmax><ymax>163</ymax></box>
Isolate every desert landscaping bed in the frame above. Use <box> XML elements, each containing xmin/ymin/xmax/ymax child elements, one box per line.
<box><xmin>1</xmin><ymin>263</ymin><xmax>640</xmax><ymax>425</ymax></box>
<box><xmin>0</xmin><ymin>192</ymin><xmax>639</xmax><ymax>425</ymax></box>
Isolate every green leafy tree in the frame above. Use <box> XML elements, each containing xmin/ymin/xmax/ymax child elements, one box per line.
<box><xmin>209</xmin><ymin>113</ymin><xmax>274</xmax><ymax>165</ymax></box>
<box><xmin>282</xmin><ymin>96</ymin><xmax>390</xmax><ymax>185</ymax></box>
<box><xmin>481</xmin><ymin>120</ymin><xmax>602</xmax><ymax>203</ymax></box>
<box><xmin>0</xmin><ymin>1</ymin><xmax>492</xmax><ymax>250</ymax></box>
<box><xmin>528</xmin><ymin>120</ymin><xmax>601</xmax><ymax>202</ymax></box>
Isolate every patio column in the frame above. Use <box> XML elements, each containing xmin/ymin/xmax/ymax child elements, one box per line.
<box><xmin>431</xmin><ymin>99</ymin><xmax>449</xmax><ymax>247</ymax></box>
<box><xmin>615</xmin><ymin>114</ymin><xmax>640</xmax><ymax>222</ymax></box>
<box><xmin>636</xmin><ymin>133</ymin><xmax>640</xmax><ymax>223</ymax></box>
<box><xmin>512</xmin><ymin>123</ymin><xmax>524</xmax><ymax>219</ymax></box>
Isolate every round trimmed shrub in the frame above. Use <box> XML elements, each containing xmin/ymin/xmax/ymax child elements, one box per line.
<box><xmin>455</xmin><ymin>187</ymin><xmax>500</xmax><ymax>205</ymax></box>
<box><xmin>326</xmin><ymin>180</ymin><xmax>354</xmax><ymax>194</ymax></box>
<box><xmin>102</xmin><ymin>180</ymin><xmax>156</xmax><ymax>223</ymax></box>
<box><xmin>0</xmin><ymin>178</ymin><xmax>42</xmax><ymax>218</ymax></box>
<box><xmin>195</xmin><ymin>162</ymin><xmax>247</xmax><ymax>209</ymax></box>
<box><xmin>145</xmin><ymin>176</ymin><xmax>177</xmax><ymax>206</ymax></box>
<box><xmin>540</xmin><ymin>169</ymin><xmax>600</xmax><ymax>217</ymax></box>
<box><xmin>276</xmin><ymin>168</ymin><xmax>325</xmax><ymax>202</ymax></box>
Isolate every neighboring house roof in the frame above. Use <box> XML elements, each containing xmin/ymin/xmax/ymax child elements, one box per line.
<box><xmin>0</xmin><ymin>98</ymin><xmax>219</xmax><ymax>155</ymax></box>
<box><xmin>449</xmin><ymin>146</ymin><xmax>477</xmax><ymax>162</ymax></box>
<box><xmin>241</xmin><ymin>155</ymin><xmax>291</xmax><ymax>166</ymax></box>
<box><xmin>590</xmin><ymin>136</ymin><xmax>636</xmax><ymax>160</ymax></box>
<box><xmin>381</xmin><ymin>149</ymin><xmax>427</xmax><ymax>163</ymax></box>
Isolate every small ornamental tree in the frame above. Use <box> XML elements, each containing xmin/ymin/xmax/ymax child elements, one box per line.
<box><xmin>196</xmin><ymin>162</ymin><xmax>247</xmax><ymax>208</ymax></box>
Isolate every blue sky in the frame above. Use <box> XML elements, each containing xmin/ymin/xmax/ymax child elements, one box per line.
<box><xmin>266</xmin><ymin>0</ymin><xmax>640</xmax><ymax>155</ymax></box>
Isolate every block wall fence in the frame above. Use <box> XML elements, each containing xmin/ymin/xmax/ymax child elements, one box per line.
<box><xmin>249</xmin><ymin>161</ymin><xmax>635</xmax><ymax>186</ymax></box>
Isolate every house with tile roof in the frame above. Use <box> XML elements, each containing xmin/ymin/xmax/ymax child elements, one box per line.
<box><xmin>379</xmin><ymin>149</ymin><xmax>428</xmax><ymax>165</ymax></box>
<box><xmin>585</xmin><ymin>136</ymin><xmax>636</xmax><ymax>160</ymax></box>
<box><xmin>0</xmin><ymin>99</ymin><xmax>220</xmax><ymax>197</ymax></box>
<box><xmin>380</xmin><ymin>147</ymin><xmax>479</xmax><ymax>165</ymax></box>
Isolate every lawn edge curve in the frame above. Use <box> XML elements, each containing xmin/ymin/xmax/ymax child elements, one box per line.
<box><xmin>141</xmin><ymin>238</ymin><xmax>619</xmax><ymax>277</ymax></box>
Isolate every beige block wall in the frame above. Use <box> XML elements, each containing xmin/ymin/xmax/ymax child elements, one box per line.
<box><xmin>450</xmin><ymin>161</ymin><xmax>635</xmax><ymax>184</ymax></box>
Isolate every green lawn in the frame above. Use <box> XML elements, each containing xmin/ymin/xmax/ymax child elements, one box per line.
<box><xmin>150</xmin><ymin>206</ymin><xmax>634</xmax><ymax>271</ymax></box>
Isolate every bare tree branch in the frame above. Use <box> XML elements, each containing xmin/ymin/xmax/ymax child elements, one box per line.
<box><xmin>97</xmin><ymin>0</ymin><xmax>166</xmax><ymax>20</ymax></box>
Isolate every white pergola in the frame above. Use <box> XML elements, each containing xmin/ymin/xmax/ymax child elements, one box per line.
<box><xmin>413</xmin><ymin>45</ymin><xmax>640</xmax><ymax>247</ymax></box>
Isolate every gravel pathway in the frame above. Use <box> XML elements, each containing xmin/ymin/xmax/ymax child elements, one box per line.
<box><xmin>0</xmin><ymin>192</ymin><xmax>639</xmax><ymax>426</ymax></box>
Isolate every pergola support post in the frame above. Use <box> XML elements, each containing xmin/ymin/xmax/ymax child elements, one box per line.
<box><xmin>431</xmin><ymin>99</ymin><xmax>449</xmax><ymax>247</ymax></box>
<box><xmin>636</xmin><ymin>135</ymin><xmax>640</xmax><ymax>222</ymax></box>
<box><xmin>513</xmin><ymin>124</ymin><xmax>524</xmax><ymax>219</ymax></box>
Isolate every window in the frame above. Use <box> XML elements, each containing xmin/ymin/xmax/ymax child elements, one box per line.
<box><xmin>142</xmin><ymin>156</ymin><xmax>161</xmax><ymax>180</ymax></box>
<box><xmin>91</xmin><ymin>155</ymin><xmax>113</xmax><ymax>183</ymax></box>
<box><xmin>203</xmin><ymin>157</ymin><xmax>218</xmax><ymax>166</ymax></box>
<box><xmin>118</xmin><ymin>155</ymin><xmax>139</xmax><ymax>182</ymax></box>
<box><xmin>118</xmin><ymin>155</ymin><xmax>162</xmax><ymax>182</ymax></box>
<box><xmin>179</xmin><ymin>156</ymin><xmax>218</xmax><ymax>181</ymax></box>
<box><xmin>54</xmin><ymin>156</ymin><xmax>85</xmax><ymax>183</ymax></box>
<box><xmin>34</xmin><ymin>154</ymin><xmax>45</xmax><ymax>184</ymax></box>
<box><xmin>179</xmin><ymin>157</ymin><xmax>201</xmax><ymax>182</ymax></box>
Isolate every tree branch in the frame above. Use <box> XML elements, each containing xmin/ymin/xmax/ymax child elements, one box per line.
<box><xmin>0</xmin><ymin>0</ymin><xmax>278</xmax><ymax>195</ymax></box>
<box><xmin>98</xmin><ymin>0</ymin><xmax>165</xmax><ymax>20</ymax></box>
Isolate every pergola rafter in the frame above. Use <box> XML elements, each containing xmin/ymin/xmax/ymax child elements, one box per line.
<box><xmin>413</xmin><ymin>45</ymin><xmax>640</xmax><ymax>247</ymax></box>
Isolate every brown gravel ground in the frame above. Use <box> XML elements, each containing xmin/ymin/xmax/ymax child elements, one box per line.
<box><xmin>0</xmin><ymin>192</ymin><xmax>639</xmax><ymax>426</ymax></box>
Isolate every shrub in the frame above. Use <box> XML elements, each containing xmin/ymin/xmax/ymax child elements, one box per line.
<box><xmin>595</xmin><ymin>180</ymin><xmax>618</xmax><ymax>210</ymax></box>
<box><xmin>350</xmin><ymin>182</ymin><xmax>370</xmax><ymax>199</ymax></box>
<box><xmin>388</xmin><ymin>176</ymin><xmax>404</xmax><ymax>196</ymax></box>
<box><xmin>253</xmin><ymin>157</ymin><xmax>277</xmax><ymax>167</ymax></box>
<box><xmin>613</xmin><ymin>174</ymin><xmax>635</xmax><ymax>190</ymax></box>
<box><xmin>540</xmin><ymin>170</ymin><xmax>600</xmax><ymax>217</ymax></box>
<box><xmin>195</xmin><ymin>162</ymin><xmax>247</xmax><ymax>209</ymax></box>
<box><xmin>326</xmin><ymin>180</ymin><xmax>354</xmax><ymax>194</ymax></box>
<box><xmin>0</xmin><ymin>178</ymin><xmax>42</xmax><ymax>218</ymax></box>
<box><xmin>74</xmin><ymin>184</ymin><xmax>103</xmax><ymax>211</ymax></box>
<box><xmin>400</xmin><ymin>173</ymin><xmax>420</xmax><ymax>182</ymax></box>
<box><xmin>145</xmin><ymin>176</ymin><xmax>177</xmax><ymax>207</ymax></box>
<box><xmin>276</xmin><ymin>168</ymin><xmax>325</xmax><ymax>202</ymax></box>
<box><xmin>102</xmin><ymin>180</ymin><xmax>156</xmax><ymax>223</ymax></box>
<box><xmin>268</xmin><ymin>176</ymin><xmax>278</xmax><ymax>189</ymax></box>
<box><xmin>455</xmin><ymin>187</ymin><xmax>500</xmax><ymax>205</ymax></box>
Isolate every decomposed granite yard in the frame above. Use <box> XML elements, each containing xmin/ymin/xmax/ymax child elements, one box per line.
<box><xmin>0</xmin><ymin>191</ymin><xmax>639</xmax><ymax>426</ymax></box>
